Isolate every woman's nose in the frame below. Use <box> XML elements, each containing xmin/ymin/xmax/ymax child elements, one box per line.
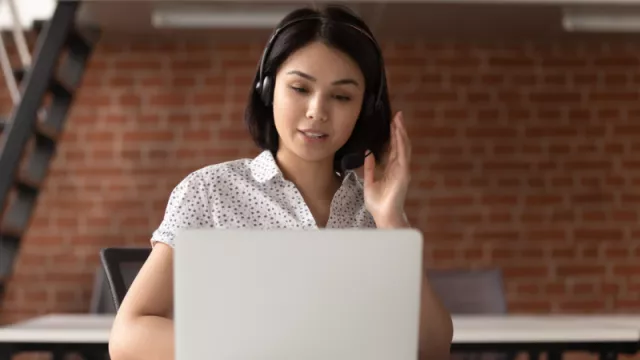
<box><xmin>305</xmin><ymin>95</ymin><xmax>328</xmax><ymax>122</ymax></box>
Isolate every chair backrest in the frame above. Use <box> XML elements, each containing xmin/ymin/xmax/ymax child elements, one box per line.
<box><xmin>427</xmin><ymin>268</ymin><xmax>513</xmax><ymax>360</ymax></box>
<box><xmin>89</xmin><ymin>266</ymin><xmax>117</xmax><ymax>314</ymax></box>
<box><xmin>99</xmin><ymin>247</ymin><xmax>152</xmax><ymax>311</ymax></box>
<box><xmin>426</xmin><ymin>268</ymin><xmax>508</xmax><ymax>314</ymax></box>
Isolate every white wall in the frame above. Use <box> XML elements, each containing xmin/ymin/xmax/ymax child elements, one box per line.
<box><xmin>0</xmin><ymin>0</ymin><xmax>55</xmax><ymax>30</ymax></box>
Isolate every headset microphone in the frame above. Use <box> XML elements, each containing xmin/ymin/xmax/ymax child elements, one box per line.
<box><xmin>340</xmin><ymin>151</ymin><xmax>372</xmax><ymax>171</ymax></box>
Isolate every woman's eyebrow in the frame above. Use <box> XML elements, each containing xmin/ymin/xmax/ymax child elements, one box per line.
<box><xmin>286</xmin><ymin>70</ymin><xmax>360</xmax><ymax>87</ymax></box>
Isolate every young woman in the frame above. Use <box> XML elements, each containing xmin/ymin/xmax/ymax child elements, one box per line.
<box><xmin>109</xmin><ymin>5</ymin><xmax>452</xmax><ymax>360</ymax></box>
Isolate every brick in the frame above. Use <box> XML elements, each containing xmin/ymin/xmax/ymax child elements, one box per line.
<box><xmin>621</xmin><ymin>194</ymin><xmax>640</xmax><ymax>204</ymax></box>
<box><xmin>122</xmin><ymin>131</ymin><xmax>174</xmax><ymax>142</ymax></box>
<box><xmin>114</xmin><ymin>59</ymin><xmax>163</xmax><ymax>70</ymax></box>
<box><xmin>526</xmin><ymin>127</ymin><xmax>578</xmax><ymax>137</ymax></box>
<box><xmin>589</xmin><ymin>92</ymin><xmax>639</xmax><ymax>102</ymax></box>
<box><xmin>572</xmin><ymin>193</ymin><xmax>614</xmax><ymax>203</ymax></box>
<box><xmin>443</xmin><ymin>178</ymin><xmax>464</xmax><ymax>188</ymax></box>
<box><xmin>483</xmin><ymin>161</ymin><xmax>531</xmax><ymax>171</ymax></box>
<box><xmin>574</xmin><ymin>229</ymin><xmax>624</xmax><ymax>241</ymax></box>
<box><xmin>525</xmin><ymin>195</ymin><xmax>563</xmax><ymax>206</ymax></box>
<box><xmin>594</xmin><ymin>56</ymin><xmax>639</xmax><ymax>67</ymax></box>
<box><xmin>473</xmin><ymin>231</ymin><xmax>519</xmax><ymax>241</ymax></box>
<box><xmin>542</xmin><ymin>58</ymin><xmax>587</xmax><ymax>67</ymax></box>
<box><xmin>558</xmin><ymin>300</ymin><xmax>606</xmax><ymax>312</ymax></box>
<box><xmin>583</xmin><ymin>211</ymin><xmax>607</xmax><ymax>222</ymax></box>
<box><xmin>149</xmin><ymin>93</ymin><xmax>187</xmax><ymax>107</ymax></box>
<box><xmin>429</xmin><ymin>162</ymin><xmax>473</xmax><ymax>171</ymax></box>
<box><xmin>613</xmin><ymin>265</ymin><xmax>640</xmax><ymax>276</ymax></box>
<box><xmin>481</xmin><ymin>195</ymin><xmax>518</xmax><ymax>205</ymax></box>
<box><xmin>510</xmin><ymin>301</ymin><xmax>552</xmax><ymax>313</ymax></box>
<box><xmin>550</xmin><ymin>246</ymin><xmax>575</xmax><ymax>259</ymax></box>
<box><xmin>466</xmin><ymin>127</ymin><xmax>517</xmax><ymax>138</ymax></box>
<box><xmin>432</xmin><ymin>248</ymin><xmax>457</xmax><ymax>260</ymax></box>
<box><xmin>557</xmin><ymin>265</ymin><xmax>606</xmax><ymax>277</ymax></box>
<box><xmin>488</xmin><ymin>56</ymin><xmax>535</xmax><ymax>67</ymax></box>
<box><xmin>612</xmin><ymin>211</ymin><xmax>638</xmax><ymax>222</ymax></box>
<box><xmin>524</xmin><ymin>230</ymin><xmax>567</xmax><ymax>242</ymax></box>
<box><xmin>412</xmin><ymin>126</ymin><xmax>456</xmax><ymax>138</ymax></box>
<box><xmin>530</xmin><ymin>91</ymin><xmax>582</xmax><ymax>103</ymax></box>
<box><xmin>564</xmin><ymin>161</ymin><xmax>611</xmax><ymax>171</ymax></box>
<box><xmin>614</xmin><ymin>125</ymin><xmax>640</xmax><ymax>135</ymax></box>
<box><xmin>422</xmin><ymin>231</ymin><xmax>464</xmax><ymax>242</ymax></box>
<box><xmin>427</xmin><ymin>195</ymin><xmax>475</xmax><ymax>207</ymax></box>
<box><xmin>169</xmin><ymin>59</ymin><xmax>212</xmax><ymax>71</ymax></box>
<box><xmin>503</xmin><ymin>266</ymin><xmax>549</xmax><ymax>278</ymax></box>
<box><xmin>182</xmin><ymin>130</ymin><xmax>213</xmax><ymax>142</ymax></box>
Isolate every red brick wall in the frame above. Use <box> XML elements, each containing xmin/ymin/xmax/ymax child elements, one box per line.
<box><xmin>1</xmin><ymin>38</ymin><xmax>639</xmax><ymax>328</ymax></box>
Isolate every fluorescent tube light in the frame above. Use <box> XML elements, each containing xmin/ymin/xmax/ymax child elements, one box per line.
<box><xmin>152</xmin><ymin>7</ymin><xmax>294</xmax><ymax>29</ymax></box>
<box><xmin>563</xmin><ymin>7</ymin><xmax>640</xmax><ymax>32</ymax></box>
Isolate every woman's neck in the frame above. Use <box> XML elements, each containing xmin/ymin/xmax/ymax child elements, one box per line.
<box><xmin>275</xmin><ymin>149</ymin><xmax>340</xmax><ymax>201</ymax></box>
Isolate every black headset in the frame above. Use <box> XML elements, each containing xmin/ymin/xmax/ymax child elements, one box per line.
<box><xmin>254</xmin><ymin>15</ymin><xmax>388</xmax><ymax>171</ymax></box>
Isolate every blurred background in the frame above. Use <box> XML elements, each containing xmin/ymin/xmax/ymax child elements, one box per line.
<box><xmin>0</xmin><ymin>1</ymin><xmax>639</xmax><ymax>359</ymax></box>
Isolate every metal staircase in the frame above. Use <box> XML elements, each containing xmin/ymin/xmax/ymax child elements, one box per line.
<box><xmin>0</xmin><ymin>0</ymin><xmax>99</xmax><ymax>295</ymax></box>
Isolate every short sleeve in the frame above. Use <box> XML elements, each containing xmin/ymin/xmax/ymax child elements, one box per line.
<box><xmin>151</xmin><ymin>171</ymin><xmax>213</xmax><ymax>248</ymax></box>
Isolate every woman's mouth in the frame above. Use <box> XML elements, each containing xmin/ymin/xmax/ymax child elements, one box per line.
<box><xmin>298</xmin><ymin>130</ymin><xmax>328</xmax><ymax>142</ymax></box>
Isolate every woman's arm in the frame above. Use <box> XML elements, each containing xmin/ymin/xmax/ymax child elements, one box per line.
<box><xmin>417</xmin><ymin>273</ymin><xmax>454</xmax><ymax>359</ymax></box>
<box><xmin>377</xmin><ymin>217</ymin><xmax>454</xmax><ymax>360</ymax></box>
<box><xmin>109</xmin><ymin>243</ymin><xmax>175</xmax><ymax>360</ymax></box>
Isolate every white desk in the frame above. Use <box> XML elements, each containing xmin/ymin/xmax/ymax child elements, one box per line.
<box><xmin>0</xmin><ymin>314</ymin><xmax>114</xmax><ymax>343</ymax></box>
<box><xmin>453</xmin><ymin>315</ymin><xmax>640</xmax><ymax>343</ymax></box>
<box><xmin>0</xmin><ymin>313</ymin><xmax>637</xmax><ymax>360</ymax></box>
<box><xmin>0</xmin><ymin>314</ymin><xmax>113</xmax><ymax>360</ymax></box>
<box><xmin>452</xmin><ymin>315</ymin><xmax>640</xmax><ymax>360</ymax></box>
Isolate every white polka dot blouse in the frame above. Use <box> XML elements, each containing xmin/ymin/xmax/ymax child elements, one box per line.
<box><xmin>151</xmin><ymin>150</ymin><xmax>376</xmax><ymax>248</ymax></box>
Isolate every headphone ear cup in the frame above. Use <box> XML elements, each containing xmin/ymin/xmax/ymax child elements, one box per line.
<box><xmin>260</xmin><ymin>76</ymin><xmax>274</xmax><ymax>106</ymax></box>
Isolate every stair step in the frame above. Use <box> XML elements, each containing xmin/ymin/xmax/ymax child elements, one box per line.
<box><xmin>1</xmin><ymin>179</ymin><xmax>38</xmax><ymax>239</ymax></box>
<box><xmin>19</xmin><ymin>131</ymin><xmax>56</xmax><ymax>192</ymax></box>
<box><xmin>0</xmin><ymin>114</ymin><xmax>60</xmax><ymax>142</ymax></box>
<box><xmin>35</xmin><ymin>115</ymin><xmax>60</xmax><ymax>142</ymax></box>
<box><xmin>33</xmin><ymin>19</ymin><xmax>95</xmax><ymax>58</ymax></box>
<box><xmin>13</xmin><ymin>68</ymin><xmax>72</xmax><ymax>98</ymax></box>
<box><xmin>16</xmin><ymin>174</ymin><xmax>40</xmax><ymax>193</ymax></box>
<box><xmin>0</xmin><ymin>234</ymin><xmax>19</xmax><ymax>278</ymax></box>
<box><xmin>67</xmin><ymin>28</ymin><xmax>92</xmax><ymax>58</ymax></box>
<box><xmin>0</xmin><ymin>223</ymin><xmax>23</xmax><ymax>239</ymax></box>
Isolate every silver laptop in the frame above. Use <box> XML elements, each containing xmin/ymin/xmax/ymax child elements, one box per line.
<box><xmin>173</xmin><ymin>228</ymin><xmax>424</xmax><ymax>360</ymax></box>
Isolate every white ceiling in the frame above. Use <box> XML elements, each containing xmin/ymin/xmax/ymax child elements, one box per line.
<box><xmin>75</xmin><ymin>1</ymin><xmax>640</xmax><ymax>42</ymax></box>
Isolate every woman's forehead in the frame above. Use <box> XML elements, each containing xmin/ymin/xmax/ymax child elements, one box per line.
<box><xmin>277</xmin><ymin>42</ymin><xmax>364</xmax><ymax>82</ymax></box>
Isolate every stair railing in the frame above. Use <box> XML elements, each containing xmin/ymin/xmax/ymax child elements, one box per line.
<box><xmin>0</xmin><ymin>0</ymin><xmax>31</xmax><ymax>104</ymax></box>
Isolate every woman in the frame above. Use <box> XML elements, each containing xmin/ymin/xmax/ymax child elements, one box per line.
<box><xmin>109</xmin><ymin>5</ymin><xmax>453</xmax><ymax>360</ymax></box>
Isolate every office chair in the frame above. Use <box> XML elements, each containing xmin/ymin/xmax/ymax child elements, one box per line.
<box><xmin>427</xmin><ymin>268</ymin><xmax>519</xmax><ymax>360</ymax></box>
<box><xmin>99</xmin><ymin>247</ymin><xmax>151</xmax><ymax>310</ymax></box>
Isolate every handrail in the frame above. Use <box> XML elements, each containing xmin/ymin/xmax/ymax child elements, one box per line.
<box><xmin>7</xmin><ymin>0</ymin><xmax>31</xmax><ymax>67</ymax></box>
<box><xmin>0</xmin><ymin>28</ymin><xmax>19</xmax><ymax>104</ymax></box>
<box><xmin>0</xmin><ymin>0</ymin><xmax>33</xmax><ymax>105</ymax></box>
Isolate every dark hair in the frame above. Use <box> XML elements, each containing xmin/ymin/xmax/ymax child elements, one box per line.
<box><xmin>244</xmin><ymin>4</ymin><xmax>392</xmax><ymax>175</ymax></box>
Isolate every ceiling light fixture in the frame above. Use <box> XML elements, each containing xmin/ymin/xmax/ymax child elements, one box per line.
<box><xmin>151</xmin><ymin>6</ymin><xmax>295</xmax><ymax>29</ymax></box>
<box><xmin>563</xmin><ymin>6</ymin><xmax>640</xmax><ymax>32</ymax></box>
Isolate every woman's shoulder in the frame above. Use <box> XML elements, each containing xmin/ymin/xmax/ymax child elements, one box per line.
<box><xmin>177</xmin><ymin>152</ymin><xmax>266</xmax><ymax>189</ymax></box>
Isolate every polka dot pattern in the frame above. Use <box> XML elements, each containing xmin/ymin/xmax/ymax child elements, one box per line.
<box><xmin>151</xmin><ymin>150</ymin><xmax>376</xmax><ymax>248</ymax></box>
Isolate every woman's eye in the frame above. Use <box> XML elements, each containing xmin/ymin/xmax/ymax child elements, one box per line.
<box><xmin>290</xmin><ymin>86</ymin><xmax>308</xmax><ymax>94</ymax></box>
<box><xmin>334</xmin><ymin>95</ymin><xmax>351</xmax><ymax>102</ymax></box>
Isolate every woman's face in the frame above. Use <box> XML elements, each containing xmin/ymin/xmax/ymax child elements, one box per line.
<box><xmin>272</xmin><ymin>41</ymin><xmax>365</xmax><ymax>165</ymax></box>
